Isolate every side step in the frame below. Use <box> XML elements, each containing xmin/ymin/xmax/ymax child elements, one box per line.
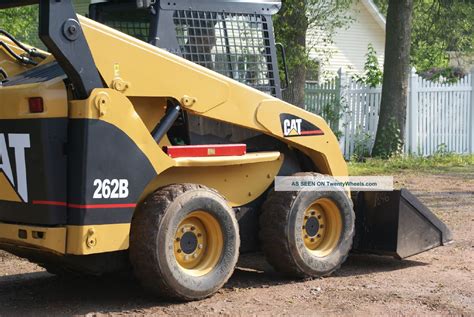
<box><xmin>352</xmin><ymin>189</ymin><xmax>453</xmax><ymax>259</ymax></box>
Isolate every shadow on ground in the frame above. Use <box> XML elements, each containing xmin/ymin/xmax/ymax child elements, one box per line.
<box><xmin>0</xmin><ymin>253</ymin><xmax>427</xmax><ymax>315</ymax></box>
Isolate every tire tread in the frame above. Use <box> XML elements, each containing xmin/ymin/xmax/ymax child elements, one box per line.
<box><xmin>259</xmin><ymin>172</ymin><xmax>354</xmax><ymax>278</ymax></box>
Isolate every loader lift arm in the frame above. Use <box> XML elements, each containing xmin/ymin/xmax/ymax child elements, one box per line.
<box><xmin>39</xmin><ymin>0</ymin><xmax>104</xmax><ymax>99</ymax></box>
<box><xmin>1</xmin><ymin>0</ymin><xmax>103</xmax><ymax>99</ymax></box>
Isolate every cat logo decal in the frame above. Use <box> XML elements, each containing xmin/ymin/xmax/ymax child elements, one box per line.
<box><xmin>280</xmin><ymin>114</ymin><xmax>324</xmax><ymax>137</ymax></box>
<box><xmin>0</xmin><ymin>133</ymin><xmax>30</xmax><ymax>202</ymax></box>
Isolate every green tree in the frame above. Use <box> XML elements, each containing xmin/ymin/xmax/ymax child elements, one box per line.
<box><xmin>373</xmin><ymin>0</ymin><xmax>474</xmax><ymax>72</ymax></box>
<box><xmin>0</xmin><ymin>6</ymin><xmax>40</xmax><ymax>47</ymax></box>
<box><xmin>354</xmin><ymin>43</ymin><xmax>383</xmax><ymax>88</ymax></box>
<box><xmin>372</xmin><ymin>0</ymin><xmax>414</xmax><ymax>158</ymax></box>
<box><xmin>274</xmin><ymin>0</ymin><xmax>352</xmax><ymax>107</ymax></box>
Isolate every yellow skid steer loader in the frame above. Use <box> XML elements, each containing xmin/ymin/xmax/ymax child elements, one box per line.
<box><xmin>0</xmin><ymin>0</ymin><xmax>451</xmax><ymax>301</ymax></box>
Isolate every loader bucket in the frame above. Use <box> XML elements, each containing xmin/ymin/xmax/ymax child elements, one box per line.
<box><xmin>352</xmin><ymin>189</ymin><xmax>452</xmax><ymax>259</ymax></box>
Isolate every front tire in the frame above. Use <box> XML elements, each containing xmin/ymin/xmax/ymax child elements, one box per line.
<box><xmin>260</xmin><ymin>173</ymin><xmax>355</xmax><ymax>278</ymax></box>
<box><xmin>130</xmin><ymin>184</ymin><xmax>240</xmax><ymax>301</ymax></box>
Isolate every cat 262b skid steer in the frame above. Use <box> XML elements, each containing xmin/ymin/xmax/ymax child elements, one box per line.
<box><xmin>0</xmin><ymin>0</ymin><xmax>451</xmax><ymax>300</ymax></box>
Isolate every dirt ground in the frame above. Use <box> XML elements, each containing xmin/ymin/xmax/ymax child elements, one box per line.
<box><xmin>0</xmin><ymin>168</ymin><xmax>473</xmax><ymax>316</ymax></box>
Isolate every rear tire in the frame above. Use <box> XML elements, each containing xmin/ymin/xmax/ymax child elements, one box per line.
<box><xmin>259</xmin><ymin>173</ymin><xmax>354</xmax><ymax>278</ymax></box>
<box><xmin>130</xmin><ymin>184</ymin><xmax>240</xmax><ymax>301</ymax></box>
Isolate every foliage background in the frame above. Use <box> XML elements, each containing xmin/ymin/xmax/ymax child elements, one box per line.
<box><xmin>0</xmin><ymin>6</ymin><xmax>40</xmax><ymax>47</ymax></box>
<box><xmin>373</xmin><ymin>0</ymin><xmax>474</xmax><ymax>72</ymax></box>
<box><xmin>273</xmin><ymin>0</ymin><xmax>353</xmax><ymax>106</ymax></box>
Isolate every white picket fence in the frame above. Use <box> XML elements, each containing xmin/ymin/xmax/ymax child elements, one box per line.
<box><xmin>305</xmin><ymin>68</ymin><xmax>474</xmax><ymax>159</ymax></box>
<box><xmin>407</xmin><ymin>69</ymin><xmax>473</xmax><ymax>156</ymax></box>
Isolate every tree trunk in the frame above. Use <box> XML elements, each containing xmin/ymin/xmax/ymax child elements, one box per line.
<box><xmin>372</xmin><ymin>0</ymin><xmax>414</xmax><ymax>158</ymax></box>
<box><xmin>277</xmin><ymin>0</ymin><xmax>308</xmax><ymax>108</ymax></box>
<box><xmin>283</xmin><ymin>63</ymin><xmax>307</xmax><ymax>108</ymax></box>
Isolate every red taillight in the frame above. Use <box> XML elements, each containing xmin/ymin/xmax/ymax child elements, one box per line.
<box><xmin>28</xmin><ymin>97</ymin><xmax>44</xmax><ymax>113</ymax></box>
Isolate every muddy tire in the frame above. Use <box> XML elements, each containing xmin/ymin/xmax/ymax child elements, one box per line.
<box><xmin>259</xmin><ymin>173</ymin><xmax>355</xmax><ymax>278</ymax></box>
<box><xmin>130</xmin><ymin>184</ymin><xmax>240</xmax><ymax>301</ymax></box>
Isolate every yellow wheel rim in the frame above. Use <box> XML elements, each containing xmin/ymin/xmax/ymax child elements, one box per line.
<box><xmin>302</xmin><ymin>198</ymin><xmax>342</xmax><ymax>257</ymax></box>
<box><xmin>174</xmin><ymin>211</ymin><xmax>223</xmax><ymax>276</ymax></box>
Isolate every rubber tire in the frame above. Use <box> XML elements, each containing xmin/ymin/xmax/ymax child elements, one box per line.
<box><xmin>259</xmin><ymin>172</ymin><xmax>355</xmax><ymax>278</ymax></box>
<box><xmin>129</xmin><ymin>184</ymin><xmax>240</xmax><ymax>301</ymax></box>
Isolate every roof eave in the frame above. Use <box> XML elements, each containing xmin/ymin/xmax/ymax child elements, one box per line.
<box><xmin>362</xmin><ymin>0</ymin><xmax>386</xmax><ymax>31</ymax></box>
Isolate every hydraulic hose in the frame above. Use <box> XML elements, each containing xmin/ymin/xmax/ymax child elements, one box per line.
<box><xmin>0</xmin><ymin>40</ymin><xmax>38</xmax><ymax>66</ymax></box>
<box><xmin>0</xmin><ymin>29</ymin><xmax>46</xmax><ymax>59</ymax></box>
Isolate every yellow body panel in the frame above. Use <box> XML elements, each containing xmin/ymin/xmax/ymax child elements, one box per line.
<box><xmin>174</xmin><ymin>151</ymin><xmax>281</xmax><ymax>167</ymax></box>
<box><xmin>0</xmin><ymin>77</ymin><xmax>67</xmax><ymax>119</ymax></box>
<box><xmin>0</xmin><ymin>172</ymin><xmax>21</xmax><ymax>202</ymax></box>
<box><xmin>69</xmin><ymin>89</ymin><xmax>176</xmax><ymax>175</ymax></box>
<box><xmin>69</xmin><ymin>88</ymin><xmax>283</xmax><ymax>209</ymax></box>
<box><xmin>66</xmin><ymin>224</ymin><xmax>130</xmax><ymax>255</ymax></box>
<box><xmin>256</xmin><ymin>101</ymin><xmax>346</xmax><ymax>175</ymax></box>
<box><xmin>79</xmin><ymin>16</ymin><xmax>347</xmax><ymax>176</ymax></box>
<box><xmin>0</xmin><ymin>223</ymin><xmax>131</xmax><ymax>255</ymax></box>
<box><xmin>79</xmin><ymin>17</ymin><xmax>230</xmax><ymax>107</ymax></box>
<box><xmin>146</xmin><ymin>155</ymin><xmax>283</xmax><ymax>206</ymax></box>
<box><xmin>129</xmin><ymin>97</ymin><xmax>167</xmax><ymax>132</ymax></box>
<box><xmin>0</xmin><ymin>223</ymin><xmax>66</xmax><ymax>254</ymax></box>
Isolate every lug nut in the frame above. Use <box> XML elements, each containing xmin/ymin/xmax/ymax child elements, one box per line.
<box><xmin>317</xmin><ymin>234</ymin><xmax>321</xmax><ymax>238</ymax></box>
<box><xmin>177</xmin><ymin>249</ymin><xmax>182</xmax><ymax>253</ymax></box>
<box><xmin>197</xmin><ymin>233</ymin><xmax>202</xmax><ymax>237</ymax></box>
<box><xmin>191</xmin><ymin>226</ymin><xmax>195</xmax><ymax>231</ymax></box>
<box><xmin>198</xmin><ymin>244</ymin><xmax>203</xmax><ymax>249</ymax></box>
<box><xmin>176</xmin><ymin>237</ymin><xmax>180</xmax><ymax>242</ymax></box>
<box><xmin>311</xmin><ymin>211</ymin><xmax>315</xmax><ymax>216</ymax></box>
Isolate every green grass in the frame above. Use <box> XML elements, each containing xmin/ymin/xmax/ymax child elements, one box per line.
<box><xmin>348</xmin><ymin>154</ymin><xmax>474</xmax><ymax>176</ymax></box>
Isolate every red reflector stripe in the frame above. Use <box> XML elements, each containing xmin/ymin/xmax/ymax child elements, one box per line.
<box><xmin>32</xmin><ymin>201</ymin><xmax>136</xmax><ymax>209</ymax></box>
<box><xmin>164</xmin><ymin>144</ymin><xmax>246</xmax><ymax>158</ymax></box>
<box><xmin>32</xmin><ymin>200</ymin><xmax>67</xmax><ymax>207</ymax></box>
<box><xmin>300</xmin><ymin>130</ymin><xmax>324</xmax><ymax>135</ymax></box>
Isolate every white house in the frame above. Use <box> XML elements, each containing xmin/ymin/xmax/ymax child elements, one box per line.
<box><xmin>307</xmin><ymin>0</ymin><xmax>386</xmax><ymax>80</ymax></box>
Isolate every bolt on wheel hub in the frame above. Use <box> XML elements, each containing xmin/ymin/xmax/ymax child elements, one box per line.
<box><xmin>302</xmin><ymin>198</ymin><xmax>342</xmax><ymax>257</ymax></box>
<box><xmin>305</xmin><ymin>217</ymin><xmax>320</xmax><ymax>237</ymax></box>
<box><xmin>174</xmin><ymin>211</ymin><xmax>223</xmax><ymax>276</ymax></box>
<box><xmin>180</xmin><ymin>231</ymin><xmax>199</xmax><ymax>254</ymax></box>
